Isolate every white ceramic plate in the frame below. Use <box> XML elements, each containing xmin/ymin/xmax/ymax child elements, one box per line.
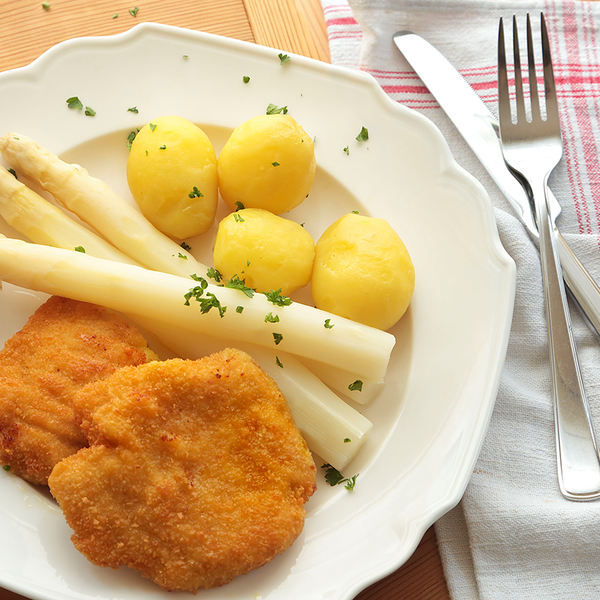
<box><xmin>0</xmin><ymin>24</ymin><xmax>516</xmax><ymax>600</ymax></box>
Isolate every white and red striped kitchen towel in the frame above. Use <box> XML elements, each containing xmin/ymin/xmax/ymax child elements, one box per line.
<box><xmin>320</xmin><ymin>1</ymin><xmax>600</xmax><ymax>598</ymax></box>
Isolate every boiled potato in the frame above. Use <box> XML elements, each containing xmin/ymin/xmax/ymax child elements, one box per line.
<box><xmin>311</xmin><ymin>213</ymin><xmax>415</xmax><ymax>330</ymax></box>
<box><xmin>217</xmin><ymin>114</ymin><xmax>316</xmax><ymax>214</ymax></box>
<box><xmin>127</xmin><ymin>115</ymin><xmax>218</xmax><ymax>239</ymax></box>
<box><xmin>213</xmin><ymin>208</ymin><xmax>314</xmax><ymax>295</ymax></box>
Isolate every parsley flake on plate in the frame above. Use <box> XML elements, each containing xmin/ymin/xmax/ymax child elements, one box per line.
<box><xmin>321</xmin><ymin>464</ymin><xmax>358</xmax><ymax>491</ymax></box>
<box><xmin>266</xmin><ymin>103</ymin><xmax>288</xmax><ymax>115</ymax></box>
<box><xmin>66</xmin><ymin>96</ymin><xmax>83</xmax><ymax>110</ymax></box>
<box><xmin>356</xmin><ymin>126</ymin><xmax>369</xmax><ymax>141</ymax></box>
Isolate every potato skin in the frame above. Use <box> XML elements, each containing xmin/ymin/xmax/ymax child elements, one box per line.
<box><xmin>213</xmin><ymin>208</ymin><xmax>314</xmax><ymax>296</ymax></box>
<box><xmin>311</xmin><ymin>213</ymin><xmax>415</xmax><ymax>330</ymax></box>
<box><xmin>127</xmin><ymin>116</ymin><xmax>218</xmax><ymax>239</ymax></box>
<box><xmin>217</xmin><ymin>114</ymin><xmax>315</xmax><ymax>214</ymax></box>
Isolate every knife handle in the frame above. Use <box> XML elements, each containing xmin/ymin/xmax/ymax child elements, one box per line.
<box><xmin>557</xmin><ymin>231</ymin><xmax>600</xmax><ymax>339</ymax></box>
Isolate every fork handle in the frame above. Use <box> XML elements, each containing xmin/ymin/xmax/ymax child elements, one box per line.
<box><xmin>534</xmin><ymin>177</ymin><xmax>600</xmax><ymax>500</ymax></box>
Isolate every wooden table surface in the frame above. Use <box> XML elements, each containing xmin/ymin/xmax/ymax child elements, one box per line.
<box><xmin>0</xmin><ymin>2</ymin><xmax>451</xmax><ymax>600</ymax></box>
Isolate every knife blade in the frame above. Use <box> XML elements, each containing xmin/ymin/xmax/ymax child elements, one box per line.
<box><xmin>393</xmin><ymin>30</ymin><xmax>600</xmax><ymax>338</ymax></box>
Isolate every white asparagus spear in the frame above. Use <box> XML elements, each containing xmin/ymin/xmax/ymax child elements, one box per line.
<box><xmin>0</xmin><ymin>133</ymin><xmax>206</xmax><ymax>278</ymax></box>
<box><xmin>0</xmin><ymin>165</ymin><xmax>141</xmax><ymax>266</ymax></box>
<box><xmin>297</xmin><ymin>356</ymin><xmax>384</xmax><ymax>405</ymax></box>
<box><xmin>0</xmin><ymin>238</ymin><xmax>395</xmax><ymax>381</ymax></box>
<box><xmin>137</xmin><ymin>316</ymin><xmax>372</xmax><ymax>470</ymax></box>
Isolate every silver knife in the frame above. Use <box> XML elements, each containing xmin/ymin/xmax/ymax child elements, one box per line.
<box><xmin>393</xmin><ymin>31</ymin><xmax>600</xmax><ymax>338</ymax></box>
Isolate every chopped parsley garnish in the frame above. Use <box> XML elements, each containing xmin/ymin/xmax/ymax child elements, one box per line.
<box><xmin>184</xmin><ymin>279</ymin><xmax>208</xmax><ymax>304</ymax></box>
<box><xmin>112</xmin><ymin>12</ymin><xmax>118</xmax><ymax>18</ymax></box>
<box><xmin>233</xmin><ymin>213</ymin><xmax>245</xmax><ymax>223</ymax></box>
<box><xmin>206</xmin><ymin>267</ymin><xmax>223</xmax><ymax>283</ymax></box>
<box><xmin>224</xmin><ymin>274</ymin><xmax>255</xmax><ymax>298</ymax></box>
<box><xmin>265</xmin><ymin>312</ymin><xmax>279</xmax><ymax>323</ymax></box>
<box><xmin>126</xmin><ymin>129</ymin><xmax>139</xmax><ymax>150</ymax></box>
<box><xmin>264</xmin><ymin>289</ymin><xmax>292</xmax><ymax>306</ymax></box>
<box><xmin>177</xmin><ymin>253</ymin><xmax>188</xmax><ymax>260</ymax></box>
<box><xmin>321</xmin><ymin>464</ymin><xmax>358</xmax><ymax>491</ymax></box>
<box><xmin>128</xmin><ymin>106</ymin><xmax>139</xmax><ymax>113</ymax></box>
<box><xmin>273</xmin><ymin>333</ymin><xmax>283</xmax><ymax>345</ymax></box>
<box><xmin>74</xmin><ymin>246</ymin><xmax>86</xmax><ymax>253</ymax></box>
<box><xmin>42</xmin><ymin>2</ymin><xmax>50</xmax><ymax>10</ymax></box>
<box><xmin>129</xmin><ymin>6</ymin><xmax>139</xmax><ymax>16</ymax></box>
<box><xmin>278</xmin><ymin>53</ymin><xmax>291</xmax><ymax>65</ymax></box>
<box><xmin>84</xmin><ymin>106</ymin><xmax>96</xmax><ymax>117</ymax></box>
<box><xmin>266</xmin><ymin>103</ymin><xmax>288</xmax><ymax>115</ymax></box>
<box><xmin>184</xmin><ymin>283</ymin><xmax>226</xmax><ymax>318</ymax></box>
<box><xmin>66</xmin><ymin>96</ymin><xmax>83</xmax><ymax>110</ymax></box>
<box><xmin>149</xmin><ymin>123</ymin><xmax>157</xmax><ymax>132</ymax></box>
<box><xmin>351</xmin><ymin>210</ymin><xmax>359</xmax><ymax>214</ymax></box>
<box><xmin>188</xmin><ymin>186</ymin><xmax>203</xmax><ymax>198</ymax></box>
<box><xmin>356</xmin><ymin>126</ymin><xmax>369</xmax><ymax>141</ymax></box>
<box><xmin>344</xmin><ymin>438</ymin><xmax>351</xmax><ymax>443</ymax></box>
<box><xmin>348</xmin><ymin>379</ymin><xmax>363</xmax><ymax>392</ymax></box>
<box><xmin>159</xmin><ymin>145</ymin><xmax>166</xmax><ymax>150</ymax></box>
<box><xmin>343</xmin><ymin>146</ymin><xmax>349</xmax><ymax>155</ymax></box>
<box><xmin>276</xmin><ymin>356</ymin><xmax>284</xmax><ymax>368</ymax></box>
<box><xmin>243</xmin><ymin>75</ymin><xmax>250</xmax><ymax>83</ymax></box>
<box><xmin>180</xmin><ymin>241</ymin><xmax>192</xmax><ymax>251</ymax></box>
<box><xmin>272</xmin><ymin>161</ymin><xmax>280</xmax><ymax>167</ymax></box>
<box><xmin>324</xmin><ymin>319</ymin><xmax>334</xmax><ymax>329</ymax></box>
<box><xmin>236</xmin><ymin>306</ymin><xmax>244</xmax><ymax>314</ymax></box>
<box><xmin>234</xmin><ymin>201</ymin><xmax>245</xmax><ymax>211</ymax></box>
<box><xmin>2</xmin><ymin>465</ymin><xmax>10</xmax><ymax>471</ymax></box>
<box><xmin>8</xmin><ymin>168</ymin><xmax>16</xmax><ymax>179</ymax></box>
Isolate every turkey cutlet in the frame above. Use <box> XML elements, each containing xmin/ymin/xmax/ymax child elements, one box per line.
<box><xmin>0</xmin><ymin>296</ymin><xmax>156</xmax><ymax>485</ymax></box>
<box><xmin>49</xmin><ymin>349</ymin><xmax>317</xmax><ymax>592</ymax></box>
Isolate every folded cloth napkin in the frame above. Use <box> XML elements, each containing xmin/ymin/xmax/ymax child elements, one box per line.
<box><xmin>320</xmin><ymin>0</ymin><xmax>600</xmax><ymax>598</ymax></box>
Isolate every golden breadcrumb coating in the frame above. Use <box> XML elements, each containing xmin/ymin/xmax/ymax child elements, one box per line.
<box><xmin>49</xmin><ymin>349</ymin><xmax>316</xmax><ymax>591</ymax></box>
<box><xmin>0</xmin><ymin>296</ymin><xmax>156</xmax><ymax>485</ymax></box>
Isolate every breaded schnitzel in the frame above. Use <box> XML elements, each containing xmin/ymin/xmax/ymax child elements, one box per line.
<box><xmin>0</xmin><ymin>296</ymin><xmax>156</xmax><ymax>485</ymax></box>
<box><xmin>49</xmin><ymin>349</ymin><xmax>317</xmax><ymax>592</ymax></box>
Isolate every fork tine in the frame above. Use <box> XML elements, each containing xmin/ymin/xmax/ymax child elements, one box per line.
<box><xmin>497</xmin><ymin>17</ymin><xmax>512</xmax><ymax>128</ymax></box>
<box><xmin>526</xmin><ymin>14</ymin><xmax>542</xmax><ymax>122</ymax></box>
<box><xmin>541</xmin><ymin>13</ymin><xmax>561</xmax><ymax>126</ymax></box>
<box><xmin>512</xmin><ymin>16</ymin><xmax>526</xmax><ymax>124</ymax></box>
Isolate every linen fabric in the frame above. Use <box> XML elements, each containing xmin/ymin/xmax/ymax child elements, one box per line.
<box><xmin>320</xmin><ymin>1</ymin><xmax>600</xmax><ymax>598</ymax></box>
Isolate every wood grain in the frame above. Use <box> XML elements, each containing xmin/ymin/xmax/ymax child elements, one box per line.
<box><xmin>244</xmin><ymin>0</ymin><xmax>331</xmax><ymax>61</ymax></box>
<box><xmin>0</xmin><ymin>2</ymin><xmax>447</xmax><ymax>600</ymax></box>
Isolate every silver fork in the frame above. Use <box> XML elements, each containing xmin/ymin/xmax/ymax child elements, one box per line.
<box><xmin>498</xmin><ymin>13</ymin><xmax>600</xmax><ymax>501</ymax></box>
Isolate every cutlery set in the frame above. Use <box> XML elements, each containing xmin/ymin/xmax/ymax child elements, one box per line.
<box><xmin>395</xmin><ymin>14</ymin><xmax>600</xmax><ymax>501</ymax></box>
